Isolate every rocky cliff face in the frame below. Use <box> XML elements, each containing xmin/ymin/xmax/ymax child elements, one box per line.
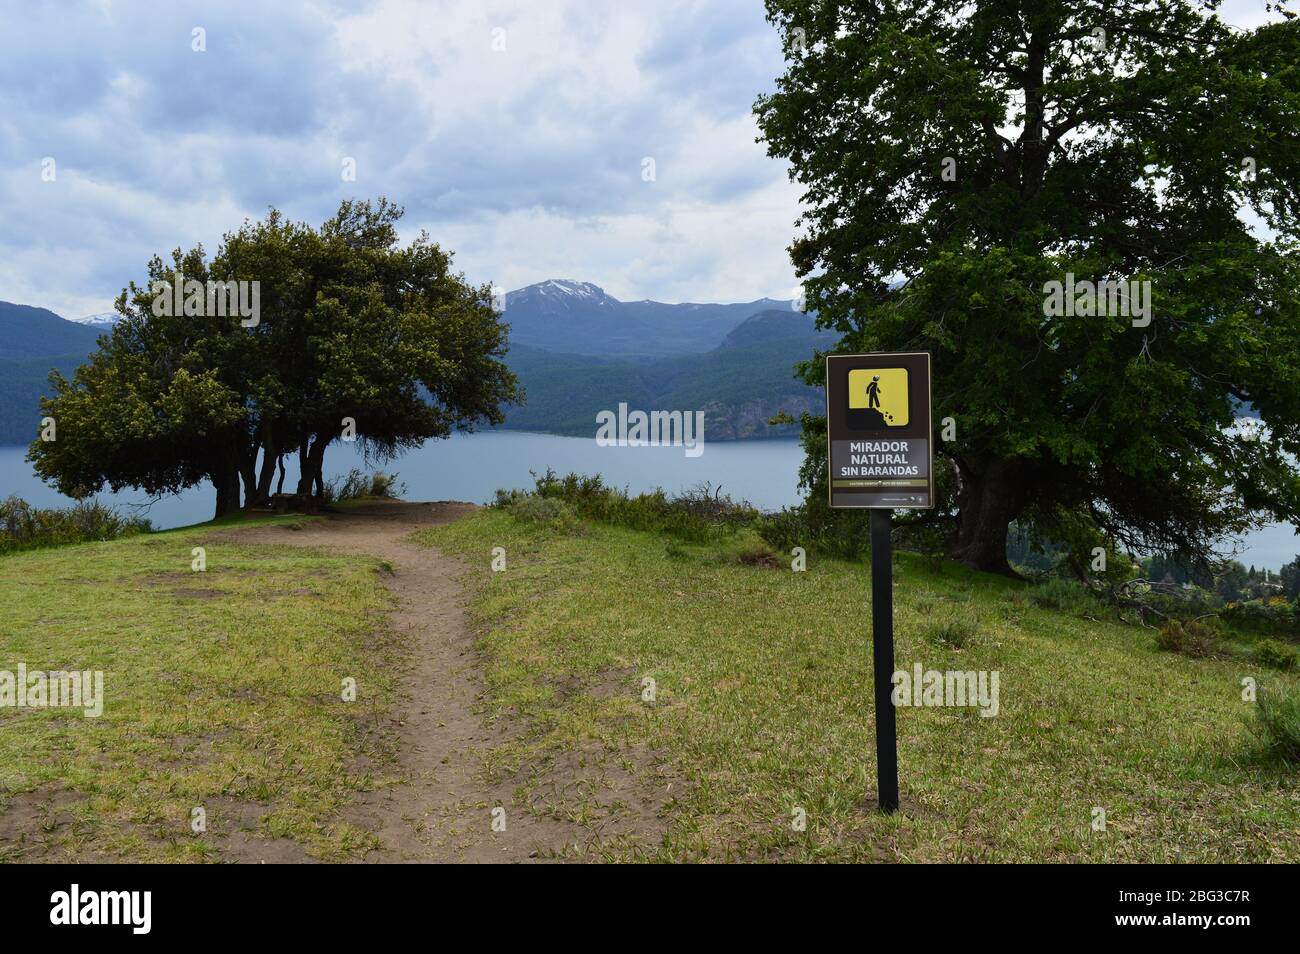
<box><xmin>700</xmin><ymin>391</ymin><xmax>822</xmax><ymax>440</ymax></box>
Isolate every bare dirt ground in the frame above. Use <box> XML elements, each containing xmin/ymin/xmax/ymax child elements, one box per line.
<box><xmin>1</xmin><ymin>500</ymin><xmax>669</xmax><ymax>863</ymax></box>
<box><xmin>218</xmin><ymin>500</ymin><xmax>668</xmax><ymax>863</ymax></box>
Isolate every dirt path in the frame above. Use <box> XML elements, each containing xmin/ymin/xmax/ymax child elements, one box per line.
<box><xmin>221</xmin><ymin>500</ymin><xmax>591</xmax><ymax>863</ymax></box>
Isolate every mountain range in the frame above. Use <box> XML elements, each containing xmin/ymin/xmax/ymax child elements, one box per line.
<box><xmin>70</xmin><ymin>312</ymin><xmax>123</xmax><ymax>331</ymax></box>
<box><xmin>503</xmin><ymin>279</ymin><xmax>795</xmax><ymax>356</ymax></box>
<box><xmin>0</xmin><ymin>282</ymin><xmax>832</xmax><ymax>445</ymax></box>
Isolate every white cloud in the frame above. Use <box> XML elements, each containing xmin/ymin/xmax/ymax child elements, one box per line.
<box><xmin>0</xmin><ymin>0</ymin><xmax>1282</xmax><ymax>318</ymax></box>
<box><xmin>423</xmin><ymin>173</ymin><xmax>803</xmax><ymax>305</ymax></box>
<box><xmin>0</xmin><ymin>0</ymin><xmax>793</xmax><ymax>316</ymax></box>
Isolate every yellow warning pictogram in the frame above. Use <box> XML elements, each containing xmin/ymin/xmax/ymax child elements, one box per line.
<box><xmin>847</xmin><ymin>367</ymin><xmax>909</xmax><ymax>427</ymax></box>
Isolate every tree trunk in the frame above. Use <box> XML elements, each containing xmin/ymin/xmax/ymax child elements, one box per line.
<box><xmin>275</xmin><ymin>454</ymin><xmax>286</xmax><ymax>495</ymax></box>
<box><xmin>309</xmin><ymin>438</ymin><xmax>328</xmax><ymax>501</ymax></box>
<box><xmin>254</xmin><ymin>427</ymin><xmax>278</xmax><ymax>504</ymax></box>
<box><xmin>211</xmin><ymin>455</ymin><xmax>241</xmax><ymax>519</ymax></box>
<box><xmin>211</xmin><ymin>434</ymin><xmax>248</xmax><ymax>519</ymax></box>
<box><xmin>947</xmin><ymin>458</ymin><xmax>1027</xmax><ymax>575</ymax></box>
<box><xmin>238</xmin><ymin>454</ymin><xmax>258</xmax><ymax>510</ymax></box>
<box><xmin>295</xmin><ymin>442</ymin><xmax>311</xmax><ymax>497</ymax></box>
<box><xmin>295</xmin><ymin>434</ymin><xmax>329</xmax><ymax>500</ymax></box>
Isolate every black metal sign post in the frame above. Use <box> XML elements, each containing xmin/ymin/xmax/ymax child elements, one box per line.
<box><xmin>869</xmin><ymin>508</ymin><xmax>899</xmax><ymax>812</ymax></box>
<box><xmin>825</xmin><ymin>352</ymin><xmax>933</xmax><ymax>814</ymax></box>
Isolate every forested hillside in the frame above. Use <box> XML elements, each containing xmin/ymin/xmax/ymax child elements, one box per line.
<box><xmin>0</xmin><ymin>294</ymin><xmax>829</xmax><ymax>445</ymax></box>
<box><xmin>500</xmin><ymin>309</ymin><xmax>835</xmax><ymax>439</ymax></box>
<box><xmin>0</xmin><ymin>302</ymin><xmax>103</xmax><ymax>444</ymax></box>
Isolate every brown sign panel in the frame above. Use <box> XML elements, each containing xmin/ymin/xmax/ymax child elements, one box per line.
<box><xmin>825</xmin><ymin>352</ymin><xmax>933</xmax><ymax>509</ymax></box>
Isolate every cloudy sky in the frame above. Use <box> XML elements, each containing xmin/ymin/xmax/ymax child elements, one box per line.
<box><xmin>0</xmin><ymin>0</ymin><xmax>1280</xmax><ymax>320</ymax></box>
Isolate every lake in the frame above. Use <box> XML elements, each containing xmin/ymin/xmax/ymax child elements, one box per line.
<box><xmin>0</xmin><ymin>431</ymin><xmax>804</xmax><ymax>526</ymax></box>
<box><xmin>2</xmin><ymin>431</ymin><xmax>1296</xmax><ymax>571</ymax></box>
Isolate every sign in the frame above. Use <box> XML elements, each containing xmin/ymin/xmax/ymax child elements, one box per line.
<box><xmin>824</xmin><ymin>351</ymin><xmax>934</xmax><ymax>814</ymax></box>
<box><xmin>825</xmin><ymin>352</ymin><xmax>933</xmax><ymax>509</ymax></box>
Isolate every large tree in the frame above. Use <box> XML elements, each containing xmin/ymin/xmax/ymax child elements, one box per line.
<box><xmin>756</xmin><ymin>0</ymin><xmax>1300</xmax><ymax>573</ymax></box>
<box><xmin>29</xmin><ymin>199</ymin><xmax>519</xmax><ymax>518</ymax></box>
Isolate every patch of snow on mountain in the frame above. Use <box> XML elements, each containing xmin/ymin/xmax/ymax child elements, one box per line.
<box><xmin>72</xmin><ymin>312</ymin><xmax>122</xmax><ymax>326</ymax></box>
<box><xmin>508</xmin><ymin>280</ymin><xmax>617</xmax><ymax>306</ymax></box>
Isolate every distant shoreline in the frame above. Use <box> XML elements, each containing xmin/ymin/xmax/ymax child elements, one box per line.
<box><xmin>0</xmin><ymin>427</ymin><xmax>806</xmax><ymax>450</ymax></box>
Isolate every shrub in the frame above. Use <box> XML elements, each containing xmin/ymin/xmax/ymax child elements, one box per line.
<box><xmin>1252</xmin><ymin>686</ymin><xmax>1300</xmax><ymax>761</ymax></box>
<box><xmin>752</xmin><ymin>508</ymin><xmax>804</xmax><ymax>554</ymax></box>
<box><xmin>492</xmin><ymin>488</ymin><xmax>529</xmax><ymax>509</ymax></box>
<box><xmin>755</xmin><ymin>500</ymin><xmax>959</xmax><ymax>564</ymax></box>
<box><xmin>1028</xmin><ymin>577</ymin><xmax>1105</xmax><ymax>616</ymax></box>
<box><xmin>923</xmin><ymin>609</ymin><xmax>980</xmax><ymax>648</ymax></box>
<box><xmin>367</xmin><ymin>472</ymin><xmax>405</xmax><ymax>498</ymax></box>
<box><xmin>737</xmin><ymin>540</ymin><xmax>780</xmax><ymax>568</ymax></box>
<box><xmin>1253</xmin><ymin>639</ymin><xmax>1299</xmax><ymax>672</ymax></box>
<box><xmin>894</xmin><ymin>519</ymin><xmax>950</xmax><ymax>569</ymax></box>
<box><xmin>1223</xmin><ymin>599</ymin><xmax>1298</xmax><ymax>637</ymax></box>
<box><xmin>754</xmin><ymin>503</ymin><xmax>872</xmax><ymax>561</ymax></box>
<box><xmin>1158</xmin><ymin>583</ymin><xmax>1222</xmax><ymax>618</ymax></box>
<box><xmin>1109</xmin><ymin>577</ymin><xmax>1228</xmax><ymax>631</ymax></box>
<box><xmin>327</xmin><ymin>470</ymin><xmax>405</xmax><ymax>503</ymax></box>
<box><xmin>506</xmin><ymin>494</ymin><xmax>582</xmax><ymax>533</ymax></box>
<box><xmin>1155</xmin><ymin>618</ymin><xmax>1219</xmax><ymax>658</ymax></box>
<box><xmin>0</xmin><ymin>495</ymin><xmax>151</xmax><ymax>554</ymax></box>
<box><xmin>499</xmin><ymin>470</ymin><xmax>756</xmax><ymax>543</ymax></box>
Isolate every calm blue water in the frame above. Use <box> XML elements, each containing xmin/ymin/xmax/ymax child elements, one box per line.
<box><xmin>2</xmin><ymin>432</ymin><xmax>1296</xmax><ymax>571</ymax></box>
<box><xmin>0</xmin><ymin>431</ymin><xmax>804</xmax><ymax>526</ymax></box>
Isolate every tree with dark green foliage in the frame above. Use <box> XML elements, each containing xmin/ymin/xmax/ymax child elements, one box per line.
<box><xmin>755</xmin><ymin>0</ymin><xmax>1300</xmax><ymax>573</ymax></box>
<box><xmin>1280</xmin><ymin>554</ymin><xmax>1300</xmax><ymax>601</ymax></box>
<box><xmin>1142</xmin><ymin>550</ymin><xmax>1217</xmax><ymax>587</ymax></box>
<box><xmin>1215</xmin><ymin>559</ymin><xmax>1249</xmax><ymax>601</ymax></box>
<box><xmin>28</xmin><ymin>199</ymin><xmax>519</xmax><ymax>518</ymax></box>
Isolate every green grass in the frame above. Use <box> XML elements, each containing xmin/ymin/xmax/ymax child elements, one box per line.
<box><xmin>7</xmin><ymin>502</ymin><xmax>1297</xmax><ymax>863</ymax></box>
<box><xmin>0</xmin><ymin>513</ymin><xmax>397</xmax><ymax>862</ymax></box>
<box><xmin>416</xmin><ymin>510</ymin><xmax>1300</xmax><ymax>862</ymax></box>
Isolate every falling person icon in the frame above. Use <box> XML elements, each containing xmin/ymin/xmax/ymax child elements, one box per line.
<box><xmin>867</xmin><ymin>375</ymin><xmax>881</xmax><ymax>409</ymax></box>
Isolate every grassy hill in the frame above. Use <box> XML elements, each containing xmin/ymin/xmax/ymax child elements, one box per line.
<box><xmin>415</xmin><ymin>508</ymin><xmax>1300</xmax><ymax>862</ymax></box>
<box><xmin>4</xmin><ymin>498</ymin><xmax>1297</xmax><ymax>862</ymax></box>
<box><xmin>0</xmin><ymin>513</ymin><xmax>398</xmax><ymax>861</ymax></box>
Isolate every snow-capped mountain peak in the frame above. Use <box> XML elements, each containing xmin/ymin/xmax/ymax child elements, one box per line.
<box><xmin>539</xmin><ymin>279</ymin><xmax>607</xmax><ymax>299</ymax></box>
<box><xmin>506</xmin><ymin>279</ymin><xmax>617</xmax><ymax>308</ymax></box>
<box><xmin>72</xmin><ymin>312</ymin><xmax>123</xmax><ymax>328</ymax></box>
